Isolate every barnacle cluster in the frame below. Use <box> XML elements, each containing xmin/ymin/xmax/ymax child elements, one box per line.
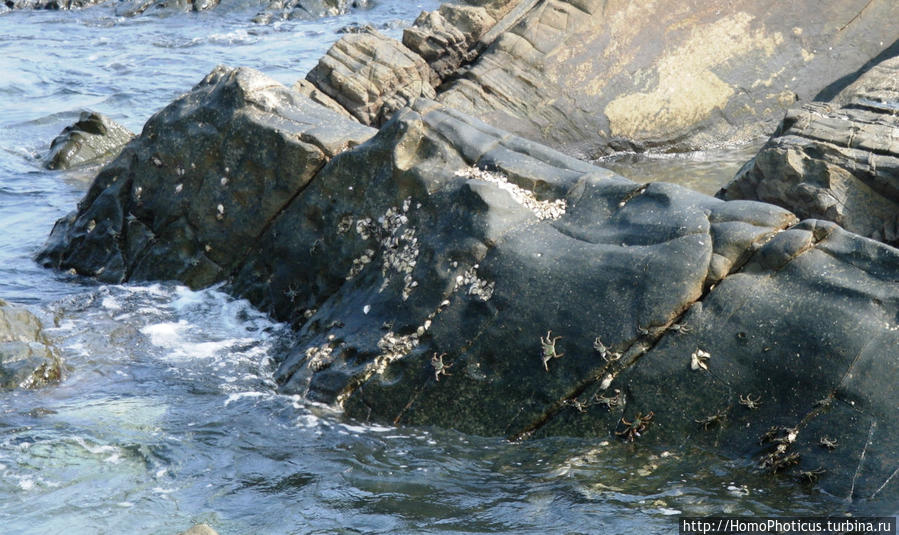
<box><xmin>454</xmin><ymin>166</ymin><xmax>567</xmax><ymax>221</ymax></box>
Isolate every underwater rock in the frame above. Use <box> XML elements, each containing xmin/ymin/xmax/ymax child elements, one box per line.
<box><xmin>0</xmin><ymin>299</ymin><xmax>63</xmax><ymax>390</ymax></box>
<box><xmin>44</xmin><ymin>111</ymin><xmax>134</xmax><ymax>171</ymax></box>
<box><xmin>719</xmin><ymin>50</ymin><xmax>899</xmax><ymax>246</ymax></box>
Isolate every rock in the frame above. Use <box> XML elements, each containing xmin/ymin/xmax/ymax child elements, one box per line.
<box><xmin>402</xmin><ymin>4</ymin><xmax>498</xmax><ymax>80</ymax></box>
<box><xmin>430</xmin><ymin>0</ymin><xmax>899</xmax><ymax>158</ymax></box>
<box><xmin>252</xmin><ymin>0</ymin><xmax>368</xmax><ymax>24</ymax></box>
<box><xmin>0</xmin><ymin>299</ymin><xmax>63</xmax><ymax>390</ymax></box>
<box><xmin>40</xmin><ymin>69</ymin><xmax>899</xmax><ymax>505</ymax></box>
<box><xmin>114</xmin><ymin>0</ymin><xmax>218</xmax><ymax>16</ymax></box>
<box><xmin>291</xmin><ymin>79</ymin><xmax>355</xmax><ymax>120</ymax></box>
<box><xmin>3</xmin><ymin>0</ymin><xmax>105</xmax><ymax>8</ymax></box>
<box><xmin>37</xmin><ymin>65</ymin><xmax>375</xmax><ymax>286</ymax></box>
<box><xmin>177</xmin><ymin>525</ymin><xmax>218</xmax><ymax>535</ymax></box>
<box><xmin>44</xmin><ymin>111</ymin><xmax>134</xmax><ymax>171</ymax></box>
<box><xmin>305</xmin><ymin>27</ymin><xmax>437</xmax><ymax>126</ymax></box>
<box><xmin>718</xmin><ymin>52</ymin><xmax>899</xmax><ymax>246</ymax></box>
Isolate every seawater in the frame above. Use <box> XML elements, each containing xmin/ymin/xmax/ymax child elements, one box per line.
<box><xmin>0</xmin><ymin>3</ymin><xmax>853</xmax><ymax>533</ymax></box>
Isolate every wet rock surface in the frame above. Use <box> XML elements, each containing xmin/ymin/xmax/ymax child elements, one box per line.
<box><xmin>37</xmin><ymin>66</ymin><xmax>374</xmax><ymax>286</ymax></box>
<box><xmin>44</xmin><ymin>111</ymin><xmax>134</xmax><ymax>171</ymax></box>
<box><xmin>38</xmin><ymin>66</ymin><xmax>899</xmax><ymax>506</ymax></box>
<box><xmin>0</xmin><ymin>299</ymin><xmax>62</xmax><ymax>390</ymax></box>
<box><xmin>719</xmin><ymin>51</ymin><xmax>899</xmax><ymax>247</ymax></box>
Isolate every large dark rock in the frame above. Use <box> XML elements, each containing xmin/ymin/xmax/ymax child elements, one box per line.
<box><xmin>0</xmin><ymin>299</ymin><xmax>63</xmax><ymax>390</ymax></box>
<box><xmin>39</xmin><ymin>67</ymin><xmax>899</xmax><ymax>507</ymax></box>
<box><xmin>44</xmin><ymin>111</ymin><xmax>134</xmax><ymax>171</ymax></box>
<box><xmin>3</xmin><ymin>0</ymin><xmax>106</xmax><ymax>9</ymax></box>
<box><xmin>37</xmin><ymin>66</ymin><xmax>374</xmax><ymax>286</ymax></box>
<box><xmin>718</xmin><ymin>52</ymin><xmax>899</xmax><ymax>246</ymax></box>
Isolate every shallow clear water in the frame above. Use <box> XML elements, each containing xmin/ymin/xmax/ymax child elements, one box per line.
<box><xmin>0</xmin><ymin>3</ymin><xmax>862</xmax><ymax>534</ymax></box>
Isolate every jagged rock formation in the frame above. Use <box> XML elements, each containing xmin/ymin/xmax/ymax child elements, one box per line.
<box><xmin>251</xmin><ymin>0</ymin><xmax>369</xmax><ymax>24</ymax></box>
<box><xmin>0</xmin><ymin>299</ymin><xmax>63</xmax><ymax>390</ymax></box>
<box><xmin>299</xmin><ymin>0</ymin><xmax>899</xmax><ymax>159</ymax></box>
<box><xmin>305</xmin><ymin>27</ymin><xmax>438</xmax><ymax>126</ymax></box>
<box><xmin>719</xmin><ymin>52</ymin><xmax>899</xmax><ymax>246</ymax></box>
<box><xmin>38</xmin><ymin>66</ymin><xmax>899</xmax><ymax>506</ymax></box>
<box><xmin>44</xmin><ymin>111</ymin><xmax>134</xmax><ymax>171</ymax></box>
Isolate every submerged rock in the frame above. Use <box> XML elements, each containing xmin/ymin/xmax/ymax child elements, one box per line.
<box><xmin>0</xmin><ymin>299</ymin><xmax>63</xmax><ymax>390</ymax></box>
<box><xmin>39</xmin><ymin>66</ymin><xmax>899</xmax><ymax>506</ymax></box>
<box><xmin>176</xmin><ymin>525</ymin><xmax>219</xmax><ymax>535</ymax></box>
<box><xmin>718</xmin><ymin>51</ymin><xmax>899</xmax><ymax>246</ymax></box>
<box><xmin>44</xmin><ymin>111</ymin><xmax>134</xmax><ymax>171</ymax></box>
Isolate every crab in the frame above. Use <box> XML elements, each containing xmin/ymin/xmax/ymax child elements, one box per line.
<box><xmin>690</xmin><ymin>349</ymin><xmax>710</xmax><ymax>371</ymax></box>
<box><xmin>616</xmin><ymin>411</ymin><xmax>654</xmax><ymax>442</ymax></box>
<box><xmin>540</xmin><ymin>331</ymin><xmax>564</xmax><ymax>371</ymax></box>
<box><xmin>738</xmin><ymin>394</ymin><xmax>761</xmax><ymax>409</ymax></box>
<box><xmin>761</xmin><ymin>450</ymin><xmax>800</xmax><ymax>472</ymax></box>
<box><xmin>431</xmin><ymin>352</ymin><xmax>452</xmax><ymax>382</ymax></box>
<box><xmin>669</xmin><ymin>322</ymin><xmax>692</xmax><ymax>335</ymax></box>
<box><xmin>695</xmin><ymin>408</ymin><xmax>728</xmax><ymax>430</ymax></box>
<box><xmin>819</xmin><ymin>436</ymin><xmax>838</xmax><ymax>450</ymax></box>
<box><xmin>594</xmin><ymin>388</ymin><xmax>622</xmax><ymax>409</ymax></box>
<box><xmin>797</xmin><ymin>467</ymin><xmax>826</xmax><ymax>483</ymax></box>
<box><xmin>593</xmin><ymin>336</ymin><xmax>621</xmax><ymax>363</ymax></box>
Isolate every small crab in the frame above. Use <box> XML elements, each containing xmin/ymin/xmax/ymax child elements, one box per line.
<box><xmin>431</xmin><ymin>353</ymin><xmax>452</xmax><ymax>382</ymax></box>
<box><xmin>669</xmin><ymin>322</ymin><xmax>692</xmax><ymax>335</ymax></box>
<box><xmin>690</xmin><ymin>349</ymin><xmax>710</xmax><ymax>371</ymax></box>
<box><xmin>540</xmin><ymin>331</ymin><xmax>564</xmax><ymax>371</ymax></box>
<box><xmin>813</xmin><ymin>397</ymin><xmax>833</xmax><ymax>409</ymax></box>
<box><xmin>738</xmin><ymin>394</ymin><xmax>761</xmax><ymax>410</ymax></box>
<box><xmin>797</xmin><ymin>467</ymin><xmax>826</xmax><ymax>483</ymax></box>
<box><xmin>761</xmin><ymin>450</ymin><xmax>800</xmax><ymax>472</ymax></box>
<box><xmin>695</xmin><ymin>408</ymin><xmax>728</xmax><ymax>430</ymax></box>
<box><xmin>819</xmin><ymin>436</ymin><xmax>838</xmax><ymax>450</ymax></box>
<box><xmin>594</xmin><ymin>388</ymin><xmax>622</xmax><ymax>409</ymax></box>
<box><xmin>616</xmin><ymin>411</ymin><xmax>654</xmax><ymax>442</ymax></box>
<box><xmin>565</xmin><ymin>398</ymin><xmax>588</xmax><ymax>413</ymax></box>
<box><xmin>593</xmin><ymin>336</ymin><xmax>621</xmax><ymax>363</ymax></box>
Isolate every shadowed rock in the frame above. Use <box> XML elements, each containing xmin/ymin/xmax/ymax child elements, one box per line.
<box><xmin>719</xmin><ymin>51</ymin><xmax>899</xmax><ymax>246</ymax></box>
<box><xmin>37</xmin><ymin>66</ymin><xmax>374</xmax><ymax>286</ymax></box>
<box><xmin>45</xmin><ymin>111</ymin><xmax>134</xmax><ymax>171</ymax></box>
<box><xmin>0</xmin><ymin>299</ymin><xmax>63</xmax><ymax>390</ymax></box>
<box><xmin>38</xmin><ymin>67</ymin><xmax>899</xmax><ymax>507</ymax></box>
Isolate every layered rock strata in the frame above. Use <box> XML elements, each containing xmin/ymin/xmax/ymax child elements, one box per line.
<box><xmin>719</xmin><ymin>53</ymin><xmax>899</xmax><ymax>246</ymax></box>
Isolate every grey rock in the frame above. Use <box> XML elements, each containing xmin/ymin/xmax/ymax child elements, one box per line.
<box><xmin>252</xmin><ymin>0</ymin><xmax>368</xmax><ymax>24</ymax></box>
<box><xmin>402</xmin><ymin>4</ymin><xmax>497</xmax><ymax>81</ymax></box>
<box><xmin>114</xmin><ymin>0</ymin><xmax>218</xmax><ymax>16</ymax></box>
<box><xmin>3</xmin><ymin>0</ymin><xmax>106</xmax><ymax>9</ymax></box>
<box><xmin>177</xmin><ymin>525</ymin><xmax>219</xmax><ymax>535</ymax></box>
<box><xmin>45</xmin><ymin>111</ymin><xmax>134</xmax><ymax>171</ymax></box>
<box><xmin>40</xmin><ymin>71</ymin><xmax>899</xmax><ymax>506</ymax></box>
<box><xmin>0</xmin><ymin>299</ymin><xmax>63</xmax><ymax>390</ymax></box>
<box><xmin>305</xmin><ymin>27</ymin><xmax>437</xmax><ymax>126</ymax></box>
<box><xmin>433</xmin><ymin>0</ymin><xmax>899</xmax><ymax>159</ymax></box>
<box><xmin>291</xmin><ymin>79</ymin><xmax>355</xmax><ymax>120</ymax></box>
<box><xmin>37</xmin><ymin>65</ymin><xmax>375</xmax><ymax>287</ymax></box>
<box><xmin>719</xmin><ymin>53</ymin><xmax>899</xmax><ymax>246</ymax></box>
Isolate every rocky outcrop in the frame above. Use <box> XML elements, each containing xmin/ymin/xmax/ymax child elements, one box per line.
<box><xmin>718</xmin><ymin>53</ymin><xmax>899</xmax><ymax>246</ymax></box>
<box><xmin>37</xmin><ymin>66</ymin><xmax>375</xmax><ymax>287</ymax></box>
<box><xmin>3</xmin><ymin>0</ymin><xmax>104</xmax><ymax>9</ymax></box>
<box><xmin>39</xmin><ymin>66</ymin><xmax>899</xmax><ymax>506</ymax></box>
<box><xmin>0</xmin><ymin>299</ymin><xmax>63</xmax><ymax>390</ymax></box>
<box><xmin>44</xmin><ymin>111</ymin><xmax>134</xmax><ymax>171</ymax></box>
<box><xmin>298</xmin><ymin>0</ymin><xmax>899</xmax><ymax>159</ymax></box>
<box><xmin>305</xmin><ymin>27</ymin><xmax>438</xmax><ymax>126</ymax></box>
<box><xmin>251</xmin><ymin>0</ymin><xmax>369</xmax><ymax>24</ymax></box>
